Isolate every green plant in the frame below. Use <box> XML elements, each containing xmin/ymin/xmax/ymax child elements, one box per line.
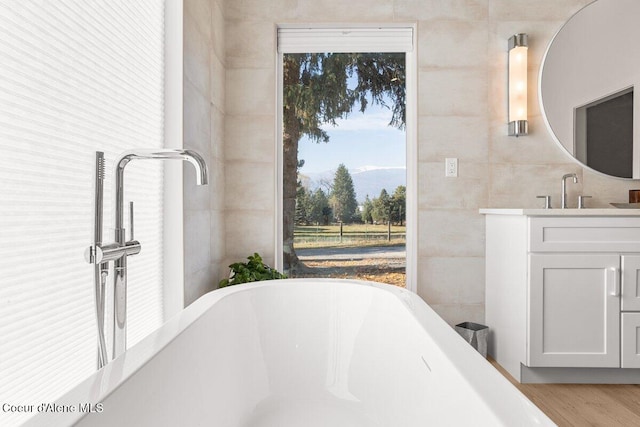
<box><xmin>219</xmin><ymin>253</ymin><xmax>287</xmax><ymax>288</ymax></box>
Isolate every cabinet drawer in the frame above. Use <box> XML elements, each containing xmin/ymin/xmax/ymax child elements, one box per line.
<box><xmin>530</xmin><ymin>217</ymin><xmax>640</xmax><ymax>252</ymax></box>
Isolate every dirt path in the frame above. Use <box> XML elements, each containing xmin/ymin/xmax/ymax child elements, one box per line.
<box><xmin>293</xmin><ymin>246</ymin><xmax>406</xmax><ymax>287</ymax></box>
<box><xmin>296</xmin><ymin>245</ymin><xmax>405</xmax><ymax>261</ymax></box>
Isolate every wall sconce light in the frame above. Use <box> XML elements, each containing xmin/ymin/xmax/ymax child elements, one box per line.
<box><xmin>508</xmin><ymin>33</ymin><xmax>528</xmax><ymax>136</ymax></box>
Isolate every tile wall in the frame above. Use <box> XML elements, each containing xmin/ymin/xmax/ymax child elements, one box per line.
<box><xmin>191</xmin><ymin>0</ymin><xmax>639</xmax><ymax>324</ymax></box>
<box><xmin>183</xmin><ymin>0</ymin><xmax>226</xmax><ymax>305</ymax></box>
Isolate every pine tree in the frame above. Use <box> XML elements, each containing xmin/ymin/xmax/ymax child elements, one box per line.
<box><xmin>295</xmin><ymin>185</ymin><xmax>310</xmax><ymax>225</ymax></box>
<box><xmin>391</xmin><ymin>185</ymin><xmax>406</xmax><ymax>225</ymax></box>
<box><xmin>361</xmin><ymin>195</ymin><xmax>374</xmax><ymax>224</ymax></box>
<box><xmin>372</xmin><ymin>189</ymin><xmax>391</xmax><ymax>224</ymax></box>
<box><xmin>330</xmin><ymin>164</ymin><xmax>358</xmax><ymax>223</ymax></box>
<box><xmin>308</xmin><ymin>188</ymin><xmax>330</xmax><ymax>225</ymax></box>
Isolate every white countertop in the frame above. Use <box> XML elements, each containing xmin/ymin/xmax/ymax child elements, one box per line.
<box><xmin>479</xmin><ymin>208</ymin><xmax>640</xmax><ymax>216</ymax></box>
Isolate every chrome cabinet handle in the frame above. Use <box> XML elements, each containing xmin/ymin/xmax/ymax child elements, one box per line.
<box><xmin>608</xmin><ymin>267</ymin><xmax>620</xmax><ymax>297</ymax></box>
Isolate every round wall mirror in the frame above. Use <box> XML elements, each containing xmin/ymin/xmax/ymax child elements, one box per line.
<box><xmin>539</xmin><ymin>0</ymin><xmax>640</xmax><ymax>179</ymax></box>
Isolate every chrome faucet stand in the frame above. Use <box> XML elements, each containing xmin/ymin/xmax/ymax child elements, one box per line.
<box><xmin>561</xmin><ymin>173</ymin><xmax>578</xmax><ymax>209</ymax></box>
<box><xmin>86</xmin><ymin>149</ymin><xmax>208</xmax><ymax>369</ymax></box>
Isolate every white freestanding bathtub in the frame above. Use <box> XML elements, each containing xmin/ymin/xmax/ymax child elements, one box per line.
<box><xmin>25</xmin><ymin>279</ymin><xmax>554</xmax><ymax>426</ymax></box>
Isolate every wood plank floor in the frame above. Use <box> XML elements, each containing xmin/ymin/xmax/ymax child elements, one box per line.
<box><xmin>490</xmin><ymin>359</ymin><xmax>640</xmax><ymax>426</ymax></box>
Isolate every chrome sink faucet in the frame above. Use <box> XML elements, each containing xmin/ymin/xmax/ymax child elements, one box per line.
<box><xmin>561</xmin><ymin>173</ymin><xmax>578</xmax><ymax>209</ymax></box>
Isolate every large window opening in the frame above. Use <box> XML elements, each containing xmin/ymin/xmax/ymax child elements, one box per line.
<box><xmin>276</xmin><ymin>27</ymin><xmax>417</xmax><ymax>291</ymax></box>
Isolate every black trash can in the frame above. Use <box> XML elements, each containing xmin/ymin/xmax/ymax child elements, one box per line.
<box><xmin>455</xmin><ymin>322</ymin><xmax>489</xmax><ymax>358</ymax></box>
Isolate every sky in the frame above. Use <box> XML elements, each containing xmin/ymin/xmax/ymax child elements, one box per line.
<box><xmin>297</xmin><ymin>95</ymin><xmax>406</xmax><ymax>174</ymax></box>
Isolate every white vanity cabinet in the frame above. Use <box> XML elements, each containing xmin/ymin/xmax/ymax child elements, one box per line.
<box><xmin>482</xmin><ymin>209</ymin><xmax>640</xmax><ymax>383</ymax></box>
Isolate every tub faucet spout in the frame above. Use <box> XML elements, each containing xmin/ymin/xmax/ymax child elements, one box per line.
<box><xmin>111</xmin><ymin>149</ymin><xmax>208</xmax><ymax>360</ymax></box>
<box><xmin>561</xmin><ymin>173</ymin><xmax>578</xmax><ymax>209</ymax></box>
<box><xmin>114</xmin><ymin>149</ymin><xmax>208</xmax><ymax>232</ymax></box>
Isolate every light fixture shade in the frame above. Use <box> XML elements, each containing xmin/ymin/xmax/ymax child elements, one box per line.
<box><xmin>508</xmin><ymin>33</ymin><xmax>528</xmax><ymax>136</ymax></box>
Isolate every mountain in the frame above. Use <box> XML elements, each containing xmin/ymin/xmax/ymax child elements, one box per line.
<box><xmin>300</xmin><ymin>166</ymin><xmax>406</xmax><ymax>203</ymax></box>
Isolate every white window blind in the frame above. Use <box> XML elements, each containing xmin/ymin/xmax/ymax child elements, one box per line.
<box><xmin>277</xmin><ymin>27</ymin><xmax>414</xmax><ymax>53</ymax></box>
<box><xmin>0</xmin><ymin>2</ymin><xmax>166</xmax><ymax>426</ymax></box>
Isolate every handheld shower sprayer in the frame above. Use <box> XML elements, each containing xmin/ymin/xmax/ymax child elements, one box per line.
<box><xmin>91</xmin><ymin>152</ymin><xmax>109</xmax><ymax>368</ymax></box>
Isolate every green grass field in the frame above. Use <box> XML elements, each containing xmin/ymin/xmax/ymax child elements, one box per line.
<box><xmin>294</xmin><ymin>223</ymin><xmax>406</xmax><ymax>249</ymax></box>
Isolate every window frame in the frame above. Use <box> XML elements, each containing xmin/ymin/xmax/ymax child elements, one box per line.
<box><xmin>274</xmin><ymin>24</ymin><xmax>418</xmax><ymax>292</ymax></box>
<box><xmin>163</xmin><ymin>0</ymin><xmax>186</xmax><ymax>319</ymax></box>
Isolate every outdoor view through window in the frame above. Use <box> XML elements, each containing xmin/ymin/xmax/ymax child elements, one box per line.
<box><xmin>282</xmin><ymin>52</ymin><xmax>406</xmax><ymax>287</ymax></box>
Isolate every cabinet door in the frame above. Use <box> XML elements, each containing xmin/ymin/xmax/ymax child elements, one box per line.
<box><xmin>528</xmin><ymin>254</ymin><xmax>620</xmax><ymax>368</ymax></box>
<box><xmin>622</xmin><ymin>255</ymin><xmax>640</xmax><ymax>311</ymax></box>
<box><xmin>622</xmin><ymin>313</ymin><xmax>640</xmax><ymax>368</ymax></box>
